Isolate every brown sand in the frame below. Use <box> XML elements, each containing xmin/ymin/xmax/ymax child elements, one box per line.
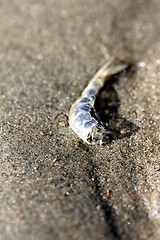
<box><xmin>0</xmin><ymin>0</ymin><xmax>160</xmax><ymax>239</ymax></box>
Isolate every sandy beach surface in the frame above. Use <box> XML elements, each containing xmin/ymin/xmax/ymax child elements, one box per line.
<box><xmin>0</xmin><ymin>0</ymin><xmax>160</xmax><ymax>239</ymax></box>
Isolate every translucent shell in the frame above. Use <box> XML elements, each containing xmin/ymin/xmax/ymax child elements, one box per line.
<box><xmin>69</xmin><ymin>57</ymin><xmax>128</xmax><ymax>145</ymax></box>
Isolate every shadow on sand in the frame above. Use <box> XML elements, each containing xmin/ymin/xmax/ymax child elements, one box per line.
<box><xmin>92</xmin><ymin>65</ymin><xmax>139</xmax><ymax>144</ymax></box>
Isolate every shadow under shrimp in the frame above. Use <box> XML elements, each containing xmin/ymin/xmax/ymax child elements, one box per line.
<box><xmin>93</xmin><ymin>73</ymin><xmax>139</xmax><ymax>143</ymax></box>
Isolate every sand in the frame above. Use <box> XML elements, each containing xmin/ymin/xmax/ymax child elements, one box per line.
<box><xmin>0</xmin><ymin>0</ymin><xmax>160</xmax><ymax>239</ymax></box>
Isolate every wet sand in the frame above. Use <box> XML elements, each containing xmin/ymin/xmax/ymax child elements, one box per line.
<box><xmin>0</xmin><ymin>0</ymin><xmax>160</xmax><ymax>239</ymax></box>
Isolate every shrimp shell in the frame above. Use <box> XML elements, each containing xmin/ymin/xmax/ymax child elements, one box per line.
<box><xmin>69</xmin><ymin>57</ymin><xmax>128</xmax><ymax>145</ymax></box>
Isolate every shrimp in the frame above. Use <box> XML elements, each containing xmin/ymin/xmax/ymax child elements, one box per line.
<box><xmin>69</xmin><ymin>57</ymin><xmax>128</xmax><ymax>145</ymax></box>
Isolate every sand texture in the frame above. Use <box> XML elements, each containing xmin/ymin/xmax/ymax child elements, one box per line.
<box><xmin>0</xmin><ymin>0</ymin><xmax>160</xmax><ymax>239</ymax></box>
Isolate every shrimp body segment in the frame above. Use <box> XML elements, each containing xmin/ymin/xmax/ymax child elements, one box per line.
<box><xmin>69</xmin><ymin>57</ymin><xmax>128</xmax><ymax>145</ymax></box>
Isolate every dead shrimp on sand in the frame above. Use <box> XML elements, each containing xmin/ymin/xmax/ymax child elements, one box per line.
<box><xmin>69</xmin><ymin>57</ymin><xmax>128</xmax><ymax>145</ymax></box>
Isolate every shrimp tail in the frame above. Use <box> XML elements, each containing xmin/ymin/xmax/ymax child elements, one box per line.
<box><xmin>92</xmin><ymin>57</ymin><xmax>128</xmax><ymax>84</ymax></box>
